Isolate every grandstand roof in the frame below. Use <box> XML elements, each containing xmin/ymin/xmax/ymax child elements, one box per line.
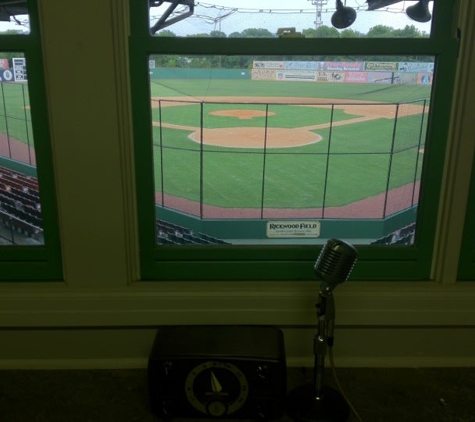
<box><xmin>0</xmin><ymin>1</ymin><xmax>27</xmax><ymax>21</ymax></box>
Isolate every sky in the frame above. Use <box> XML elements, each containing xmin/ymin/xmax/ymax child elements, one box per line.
<box><xmin>150</xmin><ymin>0</ymin><xmax>434</xmax><ymax>36</ymax></box>
<box><xmin>0</xmin><ymin>15</ymin><xmax>29</xmax><ymax>33</ymax></box>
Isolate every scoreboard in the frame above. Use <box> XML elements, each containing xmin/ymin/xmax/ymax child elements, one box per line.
<box><xmin>12</xmin><ymin>58</ymin><xmax>27</xmax><ymax>82</ymax></box>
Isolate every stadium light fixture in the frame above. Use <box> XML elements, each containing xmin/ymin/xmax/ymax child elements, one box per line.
<box><xmin>331</xmin><ymin>0</ymin><xmax>357</xmax><ymax>29</ymax></box>
<box><xmin>149</xmin><ymin>0</ymin><xmax>194</xmax><ymax>34</ymax></box>
<box><xmin>330</xmin><ymin>0</ymin><xmax>434</xmax><ymax>29</ymax></box>
<box><xmin>406</xmin><ymin>0</ymin><xmax>432</xmax><ymax>23</ymax></box>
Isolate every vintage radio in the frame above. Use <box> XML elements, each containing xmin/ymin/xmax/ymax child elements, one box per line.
<box><xmin>148</xmin><ymin>325</ymin><xmax>287</xmax><ymax>420</ymax></box>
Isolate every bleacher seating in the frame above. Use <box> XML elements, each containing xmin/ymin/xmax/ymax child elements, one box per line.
<box><xmin>0</xmin><ymin>166</ymin><xmax>43</xmax><ymax>243</ymax></box>
<box><xmin>156</xmin><ymin>219</ymin><xmax>229</xmax><ymax>245</ymax></box>
<box><xmin>370</xmin><ymin>223</ymin><xmax>416</xmax><ymax>246</ymax></box>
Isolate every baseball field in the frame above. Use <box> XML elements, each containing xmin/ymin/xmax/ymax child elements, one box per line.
<box><xmin>0</xmin><ymin>82</ymin><xmax>35</xmax><ymax>166</ymax></box>
<box><xmin>0</xmin><ymin>78</ymin><xmax>431</xmax><ymax>220</ymax></box>
<box><xmin>150</xmin><ymin>78</ymin><xmax>431</xmax><ymax>218</ymax></box>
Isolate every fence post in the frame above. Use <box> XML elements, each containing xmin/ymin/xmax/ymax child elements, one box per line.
<box><xmin>21</xmin><ymin>83</ymin><xmax>32</xmax><ymax>165</ymax></box>
<box><xmin>260</xmin><ymin>103</ymin><xmax>269</xmax><ymax>219</ymax></box>
<box><xmin>321</xmin><ymin>104</ymin><xmax>335</xmax><ymax>219</ymax></box>
<box><xmin>199</xmin><ymin>101</ymin><xmax>204</xmax><ymax>219</ymax></box>
<box><xmin>1</xmin><ymin>83</ymin><xmax>11</xmax><ymax>159</ymax></box>
<box><xmin>383</xmin><ymin>103</ymin><xmax>400</xmax><ymax>218</ymax></box>
<box><xmin>412</xmin><ymin>99</ymin><xmax>427</xmax><ymax>207</ymax></box>
<box><xmin>158</xmin><ymin>100</ymin><xmax>165</xmax><ymax>207</ymax></box>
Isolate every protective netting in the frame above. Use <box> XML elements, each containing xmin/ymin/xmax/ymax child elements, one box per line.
<box><xmin>149</xmin><ymin>1</ymin><xmax>434</xmax><ymax>38</ymax></box>
<box><xmin>152</xmin><ymin>98</ymin><xmax>428</xmax><ymax>220</ymax></box>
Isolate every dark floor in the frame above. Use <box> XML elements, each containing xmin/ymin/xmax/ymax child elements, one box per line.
<box><xmin>1</xmin><ymin>367</ymin><xmax>474</xmax><ymax>422</ymax></box>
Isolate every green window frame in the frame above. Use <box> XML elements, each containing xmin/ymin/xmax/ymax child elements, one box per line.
<box><xmin>129</xmin><ymin>0</ymin><xmax>460</xmax><ymax>281</ymax></box>
<box><xmin>0</xmin><ymin>0</ymin><xmax>62</xmax><ymax>281</ymax></box>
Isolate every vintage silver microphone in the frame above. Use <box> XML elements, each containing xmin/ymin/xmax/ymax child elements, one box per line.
<box><xmin>287</xmin><ymin>239</ymin><xmax>358</xmax><ymax>422</ymax></box>
<box><xmin>315</xmin><ymin>238</ymin><xmax>358</xmax><ymax>298</ymax></box>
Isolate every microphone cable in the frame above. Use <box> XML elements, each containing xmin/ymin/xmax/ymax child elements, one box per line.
<box><xmin>329</xmin><ymin>346</ymin><xmax>363</xmax><ymax>422</ymax></box>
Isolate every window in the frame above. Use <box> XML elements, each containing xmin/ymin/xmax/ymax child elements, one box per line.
<box><xmin>130</xmin><ymin>0</ymin><xmax>460</xmax><ymax>280</ymax></box>
<box><xmin>0</xmin><ymin>0</ymin><xmax>62</xmax><ymax>280</ymax></box>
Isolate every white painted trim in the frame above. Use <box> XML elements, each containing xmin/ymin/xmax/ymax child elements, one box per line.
<box><xmin>432</xmin><ymin>0</ymin><xmax>475</xmax><ymax>283</ymax></box>
<box><xmin>1</xmin><ymin>281</ymin><xmax>475</xmax><ymax>327</ymax></box>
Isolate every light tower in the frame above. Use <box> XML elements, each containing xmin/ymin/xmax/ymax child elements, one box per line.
<box><xmin>308</xmin><ymin>0</ymin><xmax>328</xmax><ymax>29</ymax></box>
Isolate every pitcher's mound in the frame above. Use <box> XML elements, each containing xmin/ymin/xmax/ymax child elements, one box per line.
<box><xmin>209</xmin><ymin>109</ymin><xmax>276</xmax><ymax>119</ymax></box>
<box><xmin>189</xmin><ymin>127</ymin><xmax>322</xmax><ymax>148</ymax></box>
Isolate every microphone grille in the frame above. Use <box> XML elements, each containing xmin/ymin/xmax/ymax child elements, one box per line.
<box><xmin>315</xmin><ymin>238</ymin><xmax>358</xmax><ymax>282</ymax></box>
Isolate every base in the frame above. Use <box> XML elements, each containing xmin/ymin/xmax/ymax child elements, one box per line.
<box><xmin>286</xmin><ymin>383</ymin><xmax>350</xmax><ymax>422</ymax></box>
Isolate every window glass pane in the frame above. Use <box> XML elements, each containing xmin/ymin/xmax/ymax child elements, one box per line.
<box><xmin>0</xmin><ymin>1</ymin><xmax>30</xmax><ymax>34</ymax></box>
<box><xmin>0</xmin><ymin>54</ymin><xmax>43</xmax><ymax>246</ymax></box>
<box><xmin>149</xmin><ymin>1</ymin><xmax>434</xmax><ymax>38</ymax></box>
<box><xmin>150</xmin><ymin>54</ymin><xmax>433</xmax><ymax>246</ymax></box>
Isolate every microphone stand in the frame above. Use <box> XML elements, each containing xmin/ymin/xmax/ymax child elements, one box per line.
<box><xmin>286</xmin><ymin>286</ymin><xmax>350</xmax><ymax>422</ymax></box>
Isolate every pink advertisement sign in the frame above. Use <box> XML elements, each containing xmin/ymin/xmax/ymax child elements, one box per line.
<box><xmin>345</xmin><ymin>72</ymin><xmax>368</xmax><ymax>83</ymax></box>
<box><xmin>323</xmin><ymin>62</ymin><xmax>364</xmax><ymax>71</ymax></box>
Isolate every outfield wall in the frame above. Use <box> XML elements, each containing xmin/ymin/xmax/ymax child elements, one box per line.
<box><xmin>252</xmin><ymin>60</ymin><xmax>433</xmax><ymax>85</ymax></box>
<box><xmin>156</xmin><ymin>204</ymin><xmax>417</xmax><ymax>242</ymax></box>
<box><xmin>252</xmin><ymin>69</ymin><xmax>432</xmax><ymax>85</ymax></box>
<box><xmin>150</xmin><ymin>65</ymin><xmax>433</xmax><ymax>86</ymax></box>
<box><xmin>150</xmin><ymin>68</ymin><xmax>250</xmax><ymax>79</ymax></box>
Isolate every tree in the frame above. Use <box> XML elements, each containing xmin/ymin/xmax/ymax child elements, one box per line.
<box><xmin>302</xmin><ymin>26</ymin><xmax>340</xmax><ymax>38</ymax></box>
<box><xmin>155</xmin><ymin>29</ymin><xmax>176</xmax><ymax>37</ymax></box>
<box><xmin>187</xmin><ymin>33</ymin><xmax>210</xmax><ymax>37</ymax></box>
<box><xmin>340</xmin><ymin>28</ymin><xmax>364</xmax><ymax>38</ymax></box>
<box><xmin>367</xmin><ymin>25</ymin><xmax>394</xmax><ymax>37</ymax></box>
<box><xmin>392</xmin><ymin>25</ymin><xmax>426</xmax><ymax>38</ymax></box>
<box><xmin>221</xmin><ymin>56</ymin><xmax>242</xmax><ymax>68</ymax></box>
<box><xmin>240</xmin><ymin>28</ymin><xmax>275</xmax><ymax>38</ymax></box>
<box><xmin>209</xmin><ymin>30</ymin><xmax>227</xmax><ymax>38</ymax></box>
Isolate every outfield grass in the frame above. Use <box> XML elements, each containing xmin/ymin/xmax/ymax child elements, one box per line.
<box><xmin>150</xmin><ymin>79</ymin><xmax>432</xmax><ymax>103</ymax></box>
<box><xmin>0</xmin><ymin>82</ymin><xmax>33</xmax><ymax>146</ymax></box>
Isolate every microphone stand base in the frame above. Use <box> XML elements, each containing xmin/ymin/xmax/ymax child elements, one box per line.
<box><xmin>286</xmin><ymin>384</ymin><xmax>350</xmax><ymax>422</ymax></box>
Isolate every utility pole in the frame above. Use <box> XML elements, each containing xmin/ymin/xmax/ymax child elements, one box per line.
<box><xmin>308</xmin><ymin>0</ymin><xmax>328</xmax><ymax>29</ymax></box>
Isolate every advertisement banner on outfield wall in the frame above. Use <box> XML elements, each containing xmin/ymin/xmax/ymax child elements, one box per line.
<box><xmin>323</xmin><ymin>61</ymin><xmax>364</xmax><ymax>71</ymax></box>
<box><xmin>367</xmin><ymin>72</ymin><xmax>393</xmax><ymax>84</ymax></box>
<box><xmin>398</xmin><ymin>62</ymin><xmax>434</xmax><ymax>73</ymax></box>
<box><xmin>345</xmin><ymin>71</ymin><xmax>368</xmax><ymax>83</ymax></box>
<box><xmin>0</xmin><ymin>69</ymin><xmax>14</xmax><ymax>82</ymax></box>
<box><xmin>0</xmin><ymin>59</ymin><xmax>9</xmax><ymax>69</ymax></box>
<box><xmin>284</xmin><ymin>61</ymin><xmax>319</xmax><ymax>70</ymax></box>
<box><xmin>253</xmin><ymin>61</ymin><xmax>284</xmax><ymax>69</ymax></box>
<box><xmin>251</xmin><ymin>68</ymin><xmax>277</xmax><ymax>81</ymax></box>
<box><xmin>276</xmin><ymin>70</ymin><xmax>317</xmax><ymax>82</ymax></box>
<box><xmin>365</xmin><ymin>61</ymin><xmax>398</xmax><ymax>71</ymax></box>
<box><xmin>417</xmin><ymin>73</ymin><xmax>433</xmax><ymax>85</ymax></box>
<box><xmin>316</xmin><ymin>71</ymin><xmax>345</xmax><ymax>82</ymax></box>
